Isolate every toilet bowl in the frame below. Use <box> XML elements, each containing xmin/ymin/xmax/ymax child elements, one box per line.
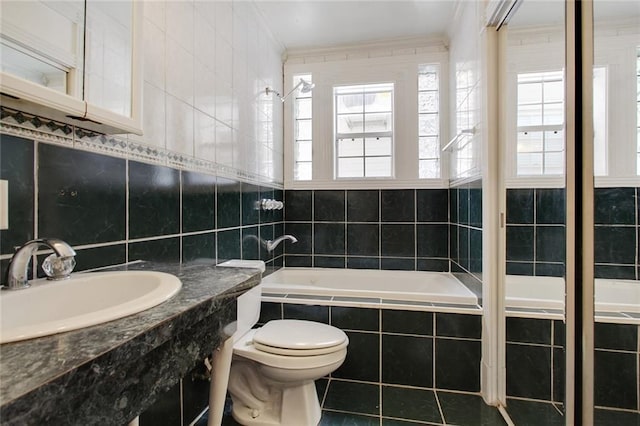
<box><xmin>228</xmin><ymin>319</ymin><xmax>348</xmax><ymax>426</ymax></box>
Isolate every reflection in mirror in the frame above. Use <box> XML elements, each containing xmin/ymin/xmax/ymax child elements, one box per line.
<box><xmin>0</xmin><ymin>0</ymin><xmax>83</xmax><ymax>96</ymax></box>
<box><xmin>0</xmin><ymin>42</ymin><xmax>67</xmax><ymax>93</ymax></box>
<box><xmin>84</xmin><ymin>0</ymin><xmax>133</xmax><ymax>116</ymax></box>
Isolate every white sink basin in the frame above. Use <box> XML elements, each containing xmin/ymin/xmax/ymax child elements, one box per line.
<box><xmin>0</xmin><ymin>271</ymin><xmax>182</xmax><ymax>344</ymax></box>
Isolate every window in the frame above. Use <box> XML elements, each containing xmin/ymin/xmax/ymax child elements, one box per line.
<box><xmin>293</xmin><ymin>74</ymin><xmax>312</xmax><ymax>180</ymax></box>
<box><xmin>334</xmin><ymin>83</ymin><xmax>394</xmax><ymax>178</ymax></box>
<box><xmin>418</xmin><ymin>64</ymin><xmax>440</xmax><ymax>178</ymax></box>
<box><xmin>516</xmin><ymin>71</ymin><xmax>565</xmax><ymax>175</ymax></box>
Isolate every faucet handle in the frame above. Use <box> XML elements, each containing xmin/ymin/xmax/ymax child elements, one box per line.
<box><xmin>42</xmin><ymin>253</ymin><xmax>76</xmax><ymax>280</ymax></box>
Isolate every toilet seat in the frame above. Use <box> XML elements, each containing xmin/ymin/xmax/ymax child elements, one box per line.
<box><xmin>252</xmin><ymin>320</ymin><xmax>348</xmax><ymax>356</ymax></box>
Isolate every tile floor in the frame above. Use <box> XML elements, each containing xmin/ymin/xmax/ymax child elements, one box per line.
<box><xmin>197</xmin><ymin>378</ymin><xmax>640</xmax><ymax>425</ymax></box>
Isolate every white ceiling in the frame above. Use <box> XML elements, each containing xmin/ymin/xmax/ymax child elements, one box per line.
<box><xmin>254</xmin><ymin>1</ymin><xmax>458</xmax><ymax>51</ymax></box>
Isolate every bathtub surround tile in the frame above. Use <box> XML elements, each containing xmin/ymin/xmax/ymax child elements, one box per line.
<box><xmin>594</xmin><ymin>264</ymin><xmax>636</xmax><ymax>280</ymax></box>
<box><xmin>284</xmin><ymin>223</ymin><xmax>312</xmax><ymax>254</ymax></box>
<box><xmin>381</xmin><ymin>190</ymin><xmax>415</xmax><ymax>222</ymax></box>
<box><xmin>129</xmin><ymin>161</ymin><xmax>180</xmax><ymax>239</ymax></box>
<box><xmin>217</xmin><ymin>229</ymin><xmax>241</xmax><ymax>261</ymax></box>
<box><xmin>594</xmin><ymin>350</ymin><xmax>637</xmax><ymax>410</ymax></box>
<box><xmin>506</xmin><ymin>317</ymin><xmax>552</xmax><ymax>345</ymax></box>
<box><xmin>505</xmin><ymin>226</ymin><xmax>534</xmax><ymax>261</ymax></box>
<box><xmin>595</xmin><ymin>226</ymin><xmax>636</xmax><ymax>265</ymax></box>
<box><xmin>347</xmin><ymin>224</ymin><xmax>380</xmax><ymax>256</ymax></box>
<box><xmin>436</xmin><ymin>313</ymin><xmax>481</xmax><ymax>339</ymax></box>
<box><xmin>241</xmin><ymin>226</ymin><xmax>259</xmax><ymax>260</ymax></box>
<box><xmin>506</xmin><ymin>189</ymin><xmax>534</xmax><ymax>224</ymax></box>
<box><xmin>216</xmin><ymin>178</ymin><xmax>241</xmax><ymax>229</ymax></box>
<box><xmin>469</xmin><ymin>188</ymin><xmax>482</xmax><ymax>228</ymax></box>
<box><xmin>506</xmin><ymin>261</ymin><xmax>534</xmax><ymax>276</ymax></box>
<box><xmin>259</xmin><ymin>224</ymin><xmax>275</xmax><ymax>261</ymax></box>
<box><xmin>347</xmin><ymin>190</ymin><xmax>380</xmax><ymax>222</ymax></box>
<box><xmin>552</xmin><ymin>347</ymin><xmax>565</xmax><ymax>404</ymax></box>
<box><xmin>469</xmin><ymin>229</ymin><xmax>482</xmax><ymax>272</ymax></box>
<box><xmin>314</xmin><ymin>256</ymin><xmax>346</xmax><ymax>268</ymax></box>
<box><xmin>383</xmin><ymin>310</ymin><xmax>433</xmax><ymax>335</ymax></box>
<box><xmin>284</xmin><ymin>255</ymin><xmax>313</xmax><ymax>267</ymax></box>
<box><xmin>594</xmin><ymin>323</ymin><xmax>638</xmax><ymax>351</ymax></box>
<box><xmin>382</xmin><ymin>386</ymin><xmax>442</xmax><ymax>424</ymax></box>
<box><xmin>381</xmin><ymin>224</ymin><xmax>415</xmax><ymax>257</ymax></box>
<box><xmin>506</xmin><ymin>343</ymin><xmax>552</xmax><ymax>401</ymax></box>
<box><xmin>536</xmin><ymin>189</ymin><xmax>565</xmax><ymax>224</ymax></box>
<box><xmin>334</xmin><ymin>331</ymin><xmax>380</xmax><ymax>382</ymax></box>
<box><xmin>314</xmin><ymin>190</ymin><xmax>346</xmax><ymax>221</ymax></box>
<box><xmin>438</xmin><ymin>392</ymin><xmax>507</xmax><ymax>426</ymax></box>
<box><xmin>285</xmin><ymin>190</ymin><xmax>312</xmax><ymax>221</ymax></box>
<box><xmin>0</xmin><ymin>135</ymin><xmax>34</xmax><ymax>255</ymax></box>
<box><xmin>536</xmin><ymin>226</ymin><xmax>565</xmax><ymax>263</ymax></box>
<box><xmin>181</xmin><ymin>171</ymin><xmax>216</xmax><ymax>232</ymax></box>
<box><xmin>323</xmin><ymin>380</ymin><xmax>380</xmax><ymax>416</ymax></box>
<box><xmin>435</xmin><ymin>338</ymin><xmax>481</xmax><ymax>392</ymax></box>
<box><xmin>129</xmin><ymin>237</ymin><xmax>180</xmax><ymax>263</ymax></box>
<box><xmin>416</xmin><ymin>189</ymin><xmax>448</xmax><ymax>222</ymax></box>
<box><xmin>331</xmin><ymin>307</ymin><xmax>379</xmax><ymax>332</ymax></box>
<box><xmin>380</xmin><ymin>258</ymin><xmax>415</xmax><ymax>271</ymax></box>
<box><xmin>259</xmin><ymin>186</ymin><xmax>276</xmax><ymax>224</ymax></box>
<box><xmin>417</xmin><ymin>258</ymin><xmax>449</xmax><ymax>272</ymax></box>
<box><xmin>534</xmin><ymin>262</ymin><xmax>565</xmax><ymax>277</ymax></box>
<box><xmin>347</xmin><ymin>257</ymin><xmax>381</xmax><ymax>269</ymax></box>
<box><xmin>382</xmin><ymin>334</ymin><xmax>433</xmax><ymax>387</ymax></box>
<box><xmin>458</xmin><ymin>188</ymin><xmax>469</xmax><ymax>225</ymax></box>
<box><xmin>595</xmin><ymin>187</ymin><xmax>636</xmax><ymax>225</ymax></box>
<box><xmin>314</xmin><ymin>223</ymin><xmax>346</xmax><ymax>255</ymax></box>
<box><xmin>241</xmin><ymin>183</ymin><xmax>260</xmax><ymax>226</ymax></box>
<box><xmin>39</xmin><ymin>143</ymin><xmax>126</xmax><ymax>245</ymax></box>
<box><xmin>283</xmin><ymin>303</ymin><xmax>329</xmax><ymax>323</ymax></box>
<box><xmin>416</xmin><ymin>224</ymin><xmax>448</xmax><ymax>257</ymax></box>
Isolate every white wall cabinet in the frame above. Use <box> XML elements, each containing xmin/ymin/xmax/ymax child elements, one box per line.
<box><xmin>0</xmin><ymin>1</ymin><xmax>143</xmax><ymax>135</ymax></box>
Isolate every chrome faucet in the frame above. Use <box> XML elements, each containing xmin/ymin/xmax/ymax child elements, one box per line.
<box><xmin>265</xmin><ymin>235</ymin><xmax>297</xmax><ymax>252</ymax></box>
<box><xmin>4</xmin><ymin>238</ymin><xmax>77</xmax><ymax>290</ymax></box>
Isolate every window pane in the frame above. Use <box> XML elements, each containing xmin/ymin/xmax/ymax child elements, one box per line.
<box><xmin>295</xmin><ymin>162</ymin><xmax>312</xmax><ymax>180</ymax></box>
<box><xmin>296</xmin><ymin>119</ymin><xmax>312</xmax><ymax>139</ymax></box>
<box><xmin>419</xmin><ymin>72</ymin><xmax>438</xmax><ymax>91</ymax></box>
<box><xmin>419</xmin><ymin>159</ymin><xmax>440</xmax><ymax>178</ymax></box>
<box><xmin>518</xmin><ymin>131</ymin><xmax>544</xmax><ymax>152</ymax></box>
<box><xmin>338</xmin><ymin>157</ymin><xmax>364</xmax><ymax>177</ymax></box>
<box><xmin>419</xmin><ymin>136</ymin><xmax>439</xmax><ymax>159</ymax></box>
<box><xmin>296</xmin><ymin>98</ymin><xmax>312</xmax><ymax>119</ymax></box>
<box><xmin>295</xmin><ymin>140</ymin><xmax>312</xmax><ymax>162</ymax></box>
<box><xmin>364</xmin><ymin>91</ymin><xmax>392</xmax><ymax>112</ymax></box>
<box><xmin>419</xmin><ymin>92</ymin><xmax>438</xmax><ymax>113</ymax></box>
<box><xmin>365</xmin><ymin>157</ymin><xmax>392</xmax><ymax>177</ymax></box>
<box><xmin>419</xmin><ymin>114</ymin><xmax>438</xmax><ymax>136</ymax></box>
<box><xmin>364</xmin><ymin>112</ymin><xmax>392</xmax><ymax>132</ymax></box>
<box><xmin>337</xmin><ymin>114</ymin><xmax>364</xmax><ymax>133</ymax></box>
<box><xmin>544</xmin><ymin>80</ymin><xmax>563</xmax><ymax>103</ymax></box>
<box><xmin>338</xmin><ymin>138</ymin><xmax>364</xmax><ymax>157</ymax></box>
<box><xmin>518</xmin><ymin>82</ymin><xmax>542</xmax><ymax>105</ymax></box>
<box><xmin>517</xmin><ymin>104</ymin><xmax>543</xmax><ymax>126</ymax></box>
<box><xmin>544</xmin><ymin>102</ymin><xmax>564</xmax><ymax>125</ymax></box>
<box><xmin>545</xmin><ymin>130</ymin><xmax>564</xmax><ymax>152</ymax></box>
<box><xmin>544</xmin><ymin>152</ymin><xmax>564</xmax><ymax>174</ymax></box>
<box><xmin>517</xmin><ymin>152</ymin><xmax>543</xmax><ymax>175</ymax></box>
<box><xmin>337</xmin><ymin>94</ymin><xmax>363</xmax><ymax>113</ymax></box>
<box><xmin>365</xmin><ymin>137</ymin><xmax>392</xmax><ymax>156</ymax></box>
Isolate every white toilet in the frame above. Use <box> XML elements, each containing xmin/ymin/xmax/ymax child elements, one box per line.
<box><xmin>224</xmin><ymin>265</ymin><xmax>348</xmax><ymax>426</ymax></box>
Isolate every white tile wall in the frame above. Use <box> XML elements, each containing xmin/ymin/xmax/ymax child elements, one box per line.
<box><xmin>139</xmin><ymin>0</ymin><xmax>284</xmax><ymax>184</ymax></box>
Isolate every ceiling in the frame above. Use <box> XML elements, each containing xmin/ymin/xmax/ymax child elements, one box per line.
<box><xmin>254</xmin><ymin>1</ymin><xmax>457</xmax><ymax>51</ymax></box>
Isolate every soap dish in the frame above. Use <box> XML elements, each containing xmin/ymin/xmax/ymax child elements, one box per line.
<box><xmin>217</xmin><ymin>260</ymin><xmax>266</xmax><ymax>273</ymax></box>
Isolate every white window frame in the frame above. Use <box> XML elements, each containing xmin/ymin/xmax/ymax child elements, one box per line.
<box><xmin>283</xmin><ymin>50</ymin><xmax>449</xmax><ymax>190</ymax></box>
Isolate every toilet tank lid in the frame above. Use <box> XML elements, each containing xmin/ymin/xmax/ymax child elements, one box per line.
<box><xmin>253</xmin><ymin>320</ymin><xmax>347</xmax><ymax>350</ymax></box>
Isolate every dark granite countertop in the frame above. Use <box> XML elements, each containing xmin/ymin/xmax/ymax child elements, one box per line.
<box><xmin>0</xmin><ymin>261</ymin><xmax>261</xmax><ymax>425</ymax></box>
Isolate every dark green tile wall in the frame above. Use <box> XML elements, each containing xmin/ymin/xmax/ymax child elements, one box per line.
<box><xmin>284</xmin><ymin>188</ymin><xmax>451</xmax><ymax>272</ymax></box>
